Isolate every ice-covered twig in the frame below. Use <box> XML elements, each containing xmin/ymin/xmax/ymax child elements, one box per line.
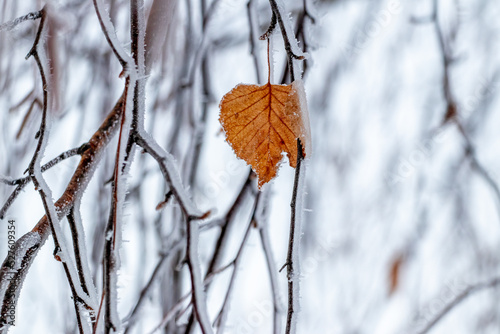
<box><xmin>283</xmin><ymin>139</ymin><xmax>305</xmax><ymax>334</ymax></box>
<box><xmin>104</xmin><ymin>74</ymin><xmax>136</xmax><ymax>334</ymax></box>
<box><xmin>92</xmin><ymin>0</ymin><xmax>133</xmax><ymax>69</ymax></box>
<box><xmin>0</xmin><ymin>92</ymin><xmax>125</xmax><ymax>334</ymax></box>
<box><xmin>0</xmin><ymin>233</ymin><xmax>41</xmax><ymax>331</ymax></box>
<box><xmin>122</xmin><ymin>0</ymin><xmax>147</xmax><ymax>171</ymax></box>
<box><xmin>15</xmin><ymin>98</ymin><xmax>41</xmax><ymax>139</ymax></box>
<box><xmin>261</xmin><ymin>0</ymin><xmax>306</xmax><ymax>81</ymax></box>
<box><xmin>25</xmin><ymin>8</ymin><xmax>94</xmax><ymax>333</ymax></box>
<box><xmin>0</xmin><ymin>10</ymin><xmax>43</xmax><ymax>32</ymax></box>
<box><xmin>0</xmin><ymin>145</ymin><xmax>84</xmax><ymax>218</ymax></box>
<box><xmin>67</xmin><ymin>206</ymin><xmax>99</xmax><ymax>320</ymax></box>
<box><xmin>134</xmin><ymin>70</ymin><xmax>209</xmax><ymax>334</ymax></box>
<box><xmin>1</xmin><ymin>144</ymin><xmax>86</xmax><ymax>186</ymax></box>
<box><xmin>149</xmin><ymin>251</ymin><xmax>242</xmax><ymax>334</ymax></box>
<box><xmin>135</xmin><ymin>132</ymin><xmax>202</xmax><ymax>219</ymax></box>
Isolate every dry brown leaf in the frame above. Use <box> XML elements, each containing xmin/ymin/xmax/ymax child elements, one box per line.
<box><xmin>388</xmin><ymin>253</ymin><xmax>405</xmax><ymax>296</ymax></box>
<box><xmin>219</xmin><ymin>81</ymin><xmax>309</xmax><ymax>188</ymax></box>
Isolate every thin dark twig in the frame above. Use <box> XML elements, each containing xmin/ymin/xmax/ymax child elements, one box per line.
<box><xmin>261</xmin><ymin>0</ymin><xmax>305</xmax><ymax>82</ymax></box>
<box><xmin>206</xmin><ymin>170</ymin><xmax>253</xmax><ymax>277</ymax></box>
<box><xmin>16</xmin><ymin>98</ymin><xmax>41</xmax><ymax>139</ymax></box>
<box><xmin>285</xmin><ymin>139</ymin><xmax>304</xmax><ymax>334</ymax></box>
<box><xmin>134</xmin><ymin>133</ymin><xmax>204</xmax><ymax>220</ymax></box>
<box><xmin>1</xmin><ymin>145</ymin><xmax>86</xmax><ymax>186</ymax></box>
<box><xmin>123</xmin><ymin>240</ymin><xmax>183</xmax><ymax>333</ymax></box>
<box><xmin>0</xmin><ymin>92</ymin><xmax>125</xmax><ymax>334</ymax></box>
<box><xmin>92</xmin><ymin>0</ymin><xmax>128</xmax><ymax>68</ymax></box>
<box><xmin>26</xmin><ymin>7</ymin><xmax>93</xmax><ymax>334</ymax></box>
<box><xmin>67</xmin><ymin>206</ymin><xmax>98</xmax><ymax>324</ymax></box>
<box><xmin>430</xmin><ymin>0</ymin><xmax>500</xmax><ymax>215</ymax></box>
<box><xmin>416</xmin><ymin>277</ymin><xmax>500</xmax><ymax>334</ymax></box>
<box><xmin>149</xmin><ymin>262</ymin><xmax>234</xmax><ymax>334</ymax></box>
<box><xmin>184</xmin><ymin>170</ymin><xmax>253</xmax><ymax>333</ymax></box>
<box><xmin>104</xmin><ymin>78</ymin><xmax>132</xmax><ymax>334</ymax></box>
<box><xmin>8</xmin><ymin>89</ymin><xmax>34</xmax><ymax>113</ymax></box>
<box><xmin>0</xmin><ymin>10</ymin><xmax>43</xmax><ymax>32</ymax></box>
<box><xmin>0</xmin><ymin>145</ymin><xmax>87</xmax><ymax>219</ymax></box>
<box><xmin>260</xmin><ymin>12</ymin><xmax>277</xmax><ymax>41</ymax></box>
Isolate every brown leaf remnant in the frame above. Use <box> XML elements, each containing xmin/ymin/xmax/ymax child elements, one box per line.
<box><xmin>388</xmin><ymin>253</ymin><xmax>405</xmax><ymax>296</ymax></box>
<box><xmin>219</xmin><ymin>81</ymin><xmax>309</xmax><ymax>188</ymax></box>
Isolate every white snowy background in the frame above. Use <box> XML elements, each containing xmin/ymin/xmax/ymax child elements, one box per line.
<box><xmin>2</xmin><ymin>0</ymin><xmax>500</xmax><ymax>333</ymax></box>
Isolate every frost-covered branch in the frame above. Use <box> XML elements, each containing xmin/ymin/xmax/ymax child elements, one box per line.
<box><xmin>0</xmin><ymin>9</ymin><xmax>42</xmax><ymax>32</ymax></box>
<box><xmin>0</xmin><ymin>91</ymin><xmax>125</xmax><ymax>333</ymax></box>
<box><xmin>123</xmin><ymin>240</ymin><xmax>184</xmax><ymax>333</ymax></box>
<box><xmin>25</xmin><ymin>7</ymin><xmax>94</xmax><ymax>333</ymax></box>
<box><xmin>284</xmin><ymin>139</ymin><xmax>306</xmax><ymax>334</ymax></box>
<box><xmin>92</xmin><ymin>0</ymin><xmax>132</xmax><ymax>68</ymax></box>
<box><xmin>134</xmin><ymin>133</ymin><xmax>203</xmax><ymax>219</ymax></box>
<box><xmin>0</xmin><ymin>145</ymin><xmax>85</xmax><ymax>219</ymax></box>
<box><xmin>261</xmin><ymin>0</ymin><xmax>306</xmax><ymax>81</ymax></box>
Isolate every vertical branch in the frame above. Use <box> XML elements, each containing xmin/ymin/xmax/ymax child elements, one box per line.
<box><xmin>25</xmin><ymin>7</ymin><xmax>95</xmax><ymax>334</ymax></box>
<box><xmin>284</xmin><ymin>139</ymin><xmax>305</xmax><ymax>334</ymax></box>
<box><xmin>103</xmin><ymin>76</ymin><xmax>135</xmax><ymax>334</ymax></box>
<box><xmin>0</xmin><ymin>92</ymin><xmax>125</xmax><ymax>334</ymax></box>
<box><xmin>67</xmin><ymin>205</ymin><xmax>99</xmax><ymax>319</ymax></box>
<box><xmin>92</xmin><ymin>0</ymin><xmax>130</xmax><ymax>68</ymax></box>
<box><xmin>261</xmin><ymin>0</ymin><xmax>305</xmax><ymax>82</ymax></box>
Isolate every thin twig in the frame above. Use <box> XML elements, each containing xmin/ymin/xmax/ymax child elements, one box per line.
<box><xmin>285</xmin><ymin>139</ymin><xmax>305</xmax><ymax>334</ymax></box>
<box><xmin>0</xmin><ymin>91</ymin><xmax>126</xmax><ymax>334</ymax></box>
<box><xmin>134</xmin><ymin>133</ymin><xmax>203</xmax><ymax>219</ymax></box>
<box><xmin>261</xmin><ymin>0</ymin><xmax>305</xmax><ymax>82</ymax></box>
<box><xmin>149</xmin><ymin>251</ymin><xmax>244</xmax><ymax>334</ymax></box>
<box><xmin>184</xmin><ymin>170</ymin><xmax>253</xmax><ymax>333</ymax></box>
<box><xmin>92</xmin><ymin>0</ymin><xmax>129</xmax><ymax>68</ymax></box>
<box><xmin>16</xmin><ymin>98</ymin><xmax>41</xmax><ymax>139</ymax></box>
<box><xmin>185</xmin><ymin>216</ymin><xmax>214</xmax><ymax>334</ymax></box>
<box><xmin>26</xmin><ymin>7</ymin><xmax>93</xmax><ymax>333</ymax></box>
<box><xmin>123</xmin><ymin>240</ymin><xmax>183</xmax><ymax>332</ymax></box>
<box><xmin>104</xmin><ymin>76</ymin><xmax>134</xmax><ymax>334</ymax></box>
<box><xmin>0</xmin><ymin>10</ymin><xmax>43</xmax><ymax>32</ymax></box>
<box><xmin>416</xmin><ymin>277</ymin><xmax>500</xmax><ymax>334</ymax></box>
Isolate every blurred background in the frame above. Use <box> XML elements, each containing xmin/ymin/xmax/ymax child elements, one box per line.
<box><xmin>1</xmin><ymin>0</ymin><xmax>500</xmax><ymax>333</ymax></box>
